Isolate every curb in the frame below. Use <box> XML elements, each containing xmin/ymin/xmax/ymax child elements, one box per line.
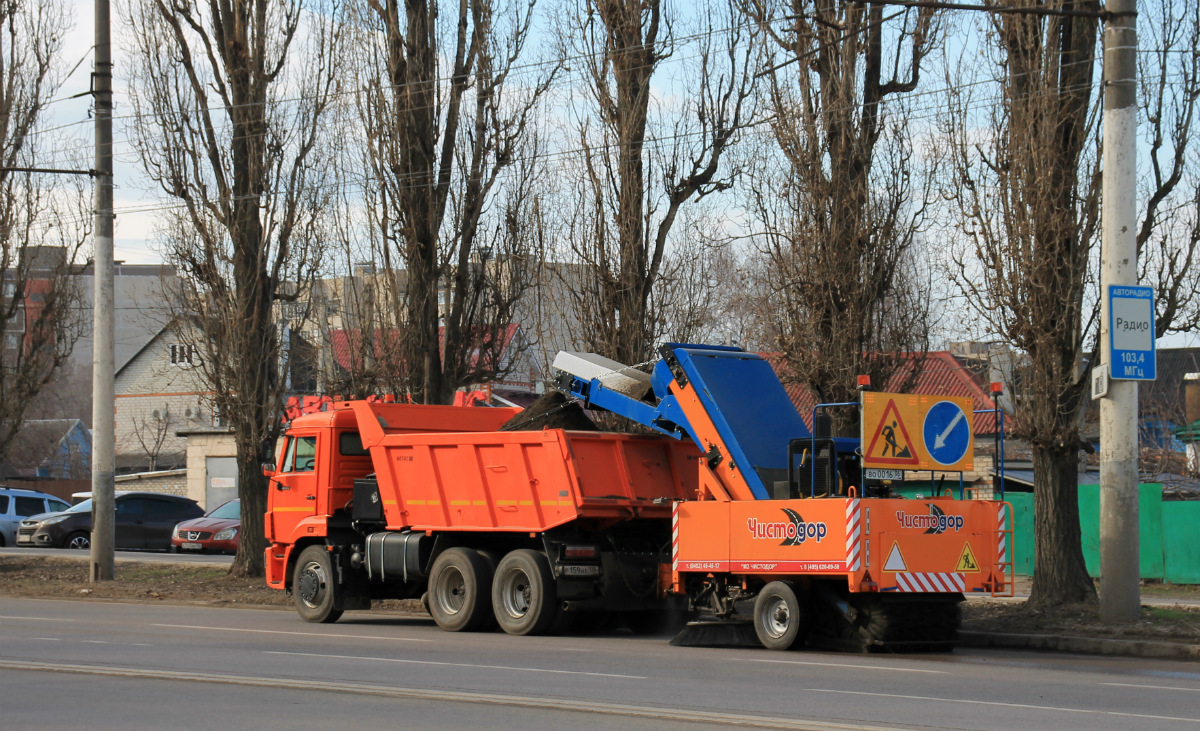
<box><xmin>958</xmin><ymin>630</ymin><xmax>1200</xmax><ymax>661</ymax></box>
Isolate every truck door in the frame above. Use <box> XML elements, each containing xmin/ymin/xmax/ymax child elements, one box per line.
<box><xmin>270</xmin><ymin>433</ymin><xmax>319</xmax><ymax>542</ymax></box>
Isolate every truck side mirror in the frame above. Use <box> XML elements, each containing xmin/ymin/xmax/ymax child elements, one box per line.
<box><xmin>262</xmin><ymin>463</ymin><xmax>277</xmax><ymax>478</ymax></box>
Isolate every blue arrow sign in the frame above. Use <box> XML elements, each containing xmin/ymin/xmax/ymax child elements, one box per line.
<box><xmin>923</xmin><ymin>401</ymin><xmax>970</xmax><ymax>467</ymax></box>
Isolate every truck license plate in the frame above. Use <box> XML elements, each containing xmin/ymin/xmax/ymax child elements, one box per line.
<box><xmin>864</xmin><ymin>469</ymin><xmax>904</xmax><ymax>481</ymax></box>
<box><xmin>181</xmin><ymin>542</ymin><xmax>202</xmax><ymax>550</ymax></box>
<box><xmin>559</xmin><ymin>565</ymin><xmax>600</xmax><ymax>577</ymax></box>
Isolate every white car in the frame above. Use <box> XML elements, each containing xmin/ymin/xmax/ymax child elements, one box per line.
<box><xmin>0</xmin><ymin>487</ymin><xmax>70</xmax><ymax>546</ymax></box>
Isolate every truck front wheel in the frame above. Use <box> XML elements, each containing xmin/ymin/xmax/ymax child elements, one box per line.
<box><xmin>492</xmin><ymin>549</ymin><xmax>557</xmax><ymax>636</ymax></box>
<box><xmin>429</xmin><ymin>547</ymin><xmax>494</xmax><ymax>632</ymax></box>
<box><xmin>754</xmin><ymin>580</ymin><xmax>804</xmax><ymax>650</ymax></box>
<box><xmin>294</xmin><ymin>545</ymin><xmax>344</xmax><ymax>624</ymax></box>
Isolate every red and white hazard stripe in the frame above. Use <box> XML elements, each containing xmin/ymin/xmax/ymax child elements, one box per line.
<box><xmin>997</xmin><ymin>503</ymin><xmax>1008</xmax><ymax>565</ymax></box>
<box><xmin>671</xmin><ymin>501</ymin><xmax>680</xmax><ymax>572</ymax></box>
<box><xmin>845</xmin><ymin>498</ymin><xmax>862</xmax><ymax>572</ymax></box>
<box><xmin>894</xmin><ymin>572</ymin><xmax>966</xmax><ymax>592</ymax></box>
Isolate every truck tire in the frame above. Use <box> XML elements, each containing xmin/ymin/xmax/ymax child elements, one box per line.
<box><xmin>492</xmin><ymin>549</ymin><xmax>557</xmax><ymax>636</ymax></box>
<box><xmin>754</xmin><ymin>581</ymin><xmax>804</xmax><ymax>651</ymax></box>
<box><xmin>294</xmin><ymin>545</ymin><xmax>344</xmax><ymax>623</ymax></box>
<box><xmin>429</xmin><ymin>547</ymin><xmax>494</xmax><ymax>632</ymax></box>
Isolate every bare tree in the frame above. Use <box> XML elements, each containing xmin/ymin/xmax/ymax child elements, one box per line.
<box><xmin>559</xmin><ymin>0</ymin><xmax>754</xmax><ymax>366</ymax></box>
<box><xmin>348</xmin><ymin>0</ymin><xmax>554</xmax><ymax>405</ymax></box>
<box><xmin>1137</xmin><ymin>0</ymin><xmax>1200</xmax><ymax>338</ymax></box>
<box><xmin>940</xmin><ymin>0</ymin><xmax>1200</xmax><ymax>605</ymax></box>
<box><xmin>131</xmin><ymin>406</ymin><xmax>175</xmax><ymax>472</ymax></box>
<box><xmin>0</xmin><ymin>0</ymin><xmax>88</xmax><ymax>465</ymax></box>
<box><xmin>125</xmin><ymin>0</ymin><xmax>343</xmax><ymax>575</ymax></box>
<box><xmin>739</xmin><ymin>1</ymin><xmax>937</xmax><ymax>424</ymax></box>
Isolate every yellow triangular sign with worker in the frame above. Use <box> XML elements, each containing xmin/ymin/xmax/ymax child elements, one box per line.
<box><xmin>864</xmin><ymin>399</ymin><xmax>920</xmax><ymax>467</ymax></box>
<box><xmin>956</xmin><ymin>543</ymin><xmax>981</xmax><ymax>573</ymax></box>
<box><xmin>884</xmin><ymin>541</ymin><xmax>907</xmax><ymax>572</ymax></box>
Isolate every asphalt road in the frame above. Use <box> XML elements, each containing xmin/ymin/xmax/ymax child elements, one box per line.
<box><xmin>0</xmin><ymin>546</ymin><xmax>233</xmax><ymax>565</ymax></box>
<box><xmin>2</xmin><ymin>598</ymin><xmax>1199</xmax><ymax>731</ymax></box>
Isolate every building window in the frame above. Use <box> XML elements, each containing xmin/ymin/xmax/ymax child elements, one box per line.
<box><xmin>169</xmin><ymin>343</ymin><xmax>197</xmax><ymax>366</ymax></box>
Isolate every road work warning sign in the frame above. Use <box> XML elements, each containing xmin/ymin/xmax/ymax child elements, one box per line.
<box><xmin>863</xmin><ymin>395</ymin><xmax>920</xmax><ymax>467</ymax></box>
<box><xmin>956</xmin><ymin>543</ymin><xmax>981</xmax><ymax>572</ymax></box>
<box><xmin>862</xmin><ymin>392</ymin><xmax>975</xmax><ymax>471</ymax></box>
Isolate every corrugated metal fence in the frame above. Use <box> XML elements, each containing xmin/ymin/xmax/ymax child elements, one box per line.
<box><xmin>1005</xmin><ymin>484</ymin><xmax>1200</xmax><ymax>584</ymax></box>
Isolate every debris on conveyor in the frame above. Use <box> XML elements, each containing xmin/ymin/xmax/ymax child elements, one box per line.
<box><xmin>499</xmin><ymin>391</ymin><xmax>599</xmax><ymax>432</ymax></box>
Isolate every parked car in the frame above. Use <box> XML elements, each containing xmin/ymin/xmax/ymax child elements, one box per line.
<box><xmin>17</xmin><ymin>492</ymin><xmax>204</xmax><ymax>550</ymax></box>
<box><xmin>171</xmin><ymin>499</ymin><xmax>240</xmax><ymax>554</ymax></box>
<box><xmin>0</xmin><ymin>487</ymin><xmax>70</xmax><ymax>546</ymax></box>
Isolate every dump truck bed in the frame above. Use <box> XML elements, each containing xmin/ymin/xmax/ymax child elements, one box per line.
<box><xmin>351</xmin><ymin>401</ymin><xmax>700</xmax><ymax>532</ymax></box>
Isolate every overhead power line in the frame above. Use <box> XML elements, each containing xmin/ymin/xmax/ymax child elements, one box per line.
<box><xmin>855</xmin><ymin>1</ymin><xmax>1131</xmax><ymax>20</ymax></box>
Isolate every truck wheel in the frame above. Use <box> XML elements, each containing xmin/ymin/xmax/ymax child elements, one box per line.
<box><xmin>294</xmin><ymin>545</ymin><xmax>344</xmax><ymax>624</ymax></box>
<box><xmin>754</xmin><ymin>581</ymin><xmax>804</xmax><ymax>651</ymax></box>
<box><xmin>429</xmin><ymin>548</ymin><xmax>493</xmax><ymax>632</ymax></box>
<box><xmin>492</xmin><ymin>549</ymin><xmax>557</xmax><ymax>636</ymax></box>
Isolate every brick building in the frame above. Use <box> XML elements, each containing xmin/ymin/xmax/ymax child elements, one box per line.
<box><xmin>114</xmin><ymin>321</ymin><xmax>214</xmax><ymax>472</ymax></box>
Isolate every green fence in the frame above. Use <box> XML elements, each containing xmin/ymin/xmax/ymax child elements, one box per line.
<box><xmin>1003</xmin><ymin>483</ymin><xmax>1200</xmax><ymax>584</ymax></box>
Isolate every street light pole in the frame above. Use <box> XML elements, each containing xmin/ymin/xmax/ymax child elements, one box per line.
<box><xmin>90</xmin><ymin>0</ymin><xmax>115</xmax><ymax>582</ymax></box>
<box><xmin>1098</xmin><ymin>0</ymin><xmax>1140</xmax><ymax>622</ymax></box>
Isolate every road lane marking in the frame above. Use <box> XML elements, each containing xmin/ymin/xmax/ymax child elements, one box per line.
<box><xmin>266</xmin><ymin>650</ymin><xmax>646</xmax><ymax>679</ymax></box>
<box><xmin>1101</xmin><ymin>682</ymin><xmax>1200</xmax><ymax>693</ymax></box>
<box><xmin>0</xmin><ymin>660</ymin><xmax>902</xmax><ymax>731</ymax></box>
<box><xmin>741</xmin><ymin>658</ymin><xmax>946</xmax><ymax>674</ymax></box>
<box><xmin>30</xmin><ymin>638</ymin><xmax>61</xmax><ymax>641</ymax></box>
<box><xmin>807</xmin><ymin>688</ymin><xmax>1200</xmax><ymax>724</ymax></box>
<box><xmin>0</xmin><ymin>615</ymin><xmax>73</xmax><ymax>621</ymax></box>
<box><xmin>82</xmin><ymin>640</ymin><xmax>110</xmax><ymax>644</ymax></box>
<box><xmin>153</xmin><ymin>624</ymin><xmax>433</xmax><ymax>642</ymax></box>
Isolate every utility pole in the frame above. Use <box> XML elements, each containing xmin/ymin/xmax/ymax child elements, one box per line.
<box><xmin>1099</xmin><ymin>0</ymin><xmax>1139</xmax><ymax>622</ymax></box>
<box><xmin>90</xmin><ymin>0</ymin><xmax>115</xmax><ymax>582</ymax></box>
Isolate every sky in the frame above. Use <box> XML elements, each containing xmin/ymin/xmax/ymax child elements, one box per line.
<box><xmin>53</xmin><ymin>0</ymin><xmax>161</xmax><ymax>265</ymax></box>
<box><xmin>43</xmin><ymin>0</ymin><xmax>1200</xmax><ymax>351</ymax></box>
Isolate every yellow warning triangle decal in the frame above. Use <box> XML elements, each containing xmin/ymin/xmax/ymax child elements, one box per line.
<box><xmin>956</xmin><ymin>543</ymin><xmax>981</xmax><ymax>573</ymax></box>
<box><xmin>883</xmin><ymin>541</ymin><xmax>907</xmax><ymax>572</ymax></box>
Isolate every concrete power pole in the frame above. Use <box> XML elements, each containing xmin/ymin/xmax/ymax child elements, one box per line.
<box><xmin>90</xmin><ymin>0</ymin><xmax>115</xmax><ymax>582</ymax></box>
<box><xmin>1099</xmin><ymin>0</ymin><xmax>1140</xmax><ymax>622</ymax></box>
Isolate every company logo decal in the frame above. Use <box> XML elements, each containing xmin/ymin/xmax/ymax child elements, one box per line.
<box><xmin>747</xmin><ymin>509</ymin><xmax>828</xmax><ymax>545</ymax></box>
<box><xmin>895</xmin><ymin>504</ymin><xmax>964</xmax><ymax>534</ymax></box>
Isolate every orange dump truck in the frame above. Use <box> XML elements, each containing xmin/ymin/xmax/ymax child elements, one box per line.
<box><xmin>265</xmin><ymin>401</ymin><xmax>699</xmax><ymax>635</ymax></box>
<box><xmin>266</xmin><ymin>344</ymin><xmax>1011</xmax><ymax>651</ymax></box>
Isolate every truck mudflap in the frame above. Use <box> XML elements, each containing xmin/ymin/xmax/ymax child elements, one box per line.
<box><xmin>265</xmin><ymin>545</ymin><xmax>290</xmax><ymax>589</ymax></box>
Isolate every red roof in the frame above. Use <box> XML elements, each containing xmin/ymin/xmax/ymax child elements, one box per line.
<box><xmin>765</xmin><ymin>351</ymin><xmax>1000</xmax><ymax>435</ymax></box>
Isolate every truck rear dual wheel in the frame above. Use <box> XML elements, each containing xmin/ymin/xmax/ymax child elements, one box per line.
<box><xmin>754</xmin><ymin>581</ymin><xmax>805</xmax><ymax>651</ymax></box>
<box><xmin>492</xmin><ymin>549</ymin><xmax>558</xmax><ymax>636</ymax></box>
<box><xmin>429</xmin><ymin>548</ymin><xmax>494</xmax><ymax>632</ymax></box>
<box><xmin>294</xmin><ymin>545</ymin><xmax>344</xmax><ymax>624</ymax></box>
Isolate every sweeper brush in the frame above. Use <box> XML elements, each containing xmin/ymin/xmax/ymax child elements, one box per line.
<box><xmin>670</xmin><ymin>619</ymin><xmax>761</xmax><ymax>648</ymax></box>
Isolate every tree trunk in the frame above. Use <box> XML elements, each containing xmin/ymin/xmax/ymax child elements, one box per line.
<box><xmin>1028</xmin><ymin>443</ymin><xmax>1095</xmax><ymax>605</ymax></box>
<box><xmin>231</xmin><ymin>437</ymin><xmax>267</xmax><ymax>576</ymax></box>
